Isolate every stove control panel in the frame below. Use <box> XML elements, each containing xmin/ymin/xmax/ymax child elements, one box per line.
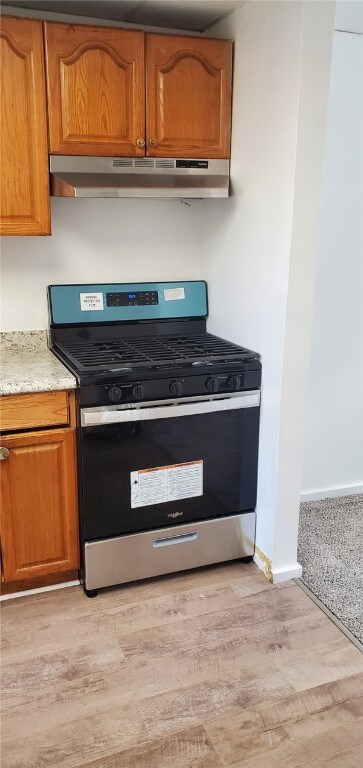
<box><xmin>82</xmin><ymin>369</ymin><xmax>262</xmax><ymax>409</ymax></box>
<box><xmin>169</xmin><ymin>380</ymin><xmax>184</xmax><ymax>397</ymax></box>
<box><xmin>206</xmin><ymin>376</ymin><xmax>220</xmax><ymax>393</ymax></box>
<box><xmin>108</xmin><ymin>386</ymin><xmax>123</xmax><ymax>402</ymax></box>
<box><xmin>227</xmin><ymin>374</ymin><xmax>242</xmax><ymax>391</ymax></box>
<box><xmin>132</xmin><ymin>384</ymin><xmax>146</xmax><ymax>401</ymax></box>
<box><xmin>205</xmin><ymin>375</ymin><xmax>243</xmax><ymax>393</ymax></box>
<box><xmin>106</xmin><ymin>291</ymin><xmax>158</xmax><ymax>307</ymax></box>
<box><xmin>49</xmin><ymin>282</ymin><xmax>207</xmax><ymax>325</ymax></box>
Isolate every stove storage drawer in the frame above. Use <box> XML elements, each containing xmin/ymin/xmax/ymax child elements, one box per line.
<box><xmin>80</xmin><ymin>392</ymin><xmax>260</xmax><ymax>540</ymax></box>
<box><xmin>84</xmin><ymin>513</ymin><xmax>255</xmax><ymax>591</ymax></box>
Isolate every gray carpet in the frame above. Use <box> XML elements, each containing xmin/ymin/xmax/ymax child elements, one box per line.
<box><xmin>298</xmin><ymin>494</ymin><xmax>363</xmax><ymax>644</ymax></box>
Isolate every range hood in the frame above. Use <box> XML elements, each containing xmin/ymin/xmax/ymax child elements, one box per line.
<box><xmin>50</xmin><ymin>156</ymin><xmax>229</xmax><ymax>199</ymax></box>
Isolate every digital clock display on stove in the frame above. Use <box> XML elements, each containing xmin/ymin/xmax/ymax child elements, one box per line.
<box><xmin>106</xmin><ymin>291</ymin><xmax>159</xmax><ymax>307</ymax></box>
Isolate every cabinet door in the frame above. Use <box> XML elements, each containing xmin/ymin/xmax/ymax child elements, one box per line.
<box><xmin>44</xmin><ymin>22</ymin><xmax>145</xmax><ymax>156</ymax></box>
<box><xmin>0</xmin><ymin>428</ymin><xmax>79</xmax><ymax>582</ymax></box>
<box><xmin>146</xmin><ymin>35</ymin><xmax>232</xmax><ymax>158</ymax></box>
<box><xmin>0</xmin><ymin>17</ymin><xmax>50</xmax><ymax>235</ymax></box>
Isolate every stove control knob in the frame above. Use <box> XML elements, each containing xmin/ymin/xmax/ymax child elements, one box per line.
<box><xmin>132</xmin><ymin>384</ymin><xmax>146</xmax><ymax>401</ymax></box>
<box><xmin>228</xmin><ymin>374</ymin><xmax>242</xmax><ymax>391</ymax></box>
<box><xmin>206</xmin><ymin>376</ymin><xmax>220</xmax><ymax>393</ymax></box>
<box><xmin>108</xmin><ymin>386</ymin><xmax>122</xmax><ymax>403</ymax></box>
<box><xmin>169</xmin><ymin>380</ymin><xmax>183</xmax><ymax>397</ymax></box>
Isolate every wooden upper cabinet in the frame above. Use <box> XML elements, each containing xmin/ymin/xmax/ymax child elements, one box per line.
<box><xmin>0</xmin><ymin>428</ymin><xmax>79</xmax><ymax>582</ymax></box>
<box><xmin>146</xmin><ymin>35</ymin><xmax>232</xmax><ymax>158</ymax></box>
<box><xmin>44</xmin><ymin>22</ymin><xmax>145</xmax><ymax>156</ymax></box>
<box><xmin>0</xmin><ymin>17</ymin><xmax>50</xmax><ymax>235</ymax></box>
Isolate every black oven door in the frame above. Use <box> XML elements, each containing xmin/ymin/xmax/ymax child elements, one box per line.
<box><xmin>80</xmin><ymin>392</ymin><xmax>260</xmax><ymax>541</ymax></box>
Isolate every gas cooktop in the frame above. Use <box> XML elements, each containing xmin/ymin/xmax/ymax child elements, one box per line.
<box><xmin>54</xmin><ymin>332</ymin><xmax>259</xmax><ymax>374</ymax></box>
<box><xmin>48</xmin><ymin>281</ymin><xmax>261</xmax><ymax>407</ymax></box>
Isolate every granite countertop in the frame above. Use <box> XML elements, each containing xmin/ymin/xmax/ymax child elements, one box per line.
<box><xmin>0</xmin><ymin>331</ymin><xmax>76</xmax><ymax>396</ymax></box>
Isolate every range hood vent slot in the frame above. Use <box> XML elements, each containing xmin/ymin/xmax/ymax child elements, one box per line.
<box><xmin>134</xmin><ymin>159</ymin><xmax>155</xmax><ymax>168</ymax></box>
<box><xmin>50</xmin><ymin>156</ymin><xmax>230</xmax><ymax>199</ymax></box>
<box><xmin>112</xmin><ymin>159</ymin><xmax>133</xmax><ymax>167</ymax></box>
<box><xmin>112</xmin><ymin>159</ymin><xmax>175</xmax><ymax>169</ymax></box>
<box><xmin>155</xmin><ymin>159</ymin><xmax>175</xmax><ymax>168</ymax></box>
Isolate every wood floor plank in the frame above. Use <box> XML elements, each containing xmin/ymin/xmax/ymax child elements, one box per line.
<box><xmin>189</xmin><ymin>753</ymin><xmax>224</xmax><ymax>768</ymax></box>
<box><xmin>2</xmin><ymin>562</ymin><xmax>264</xmax><ymax>621</ymax></box>
<box><xmin>1</xmin><ymin>563</ymin><xmax>362</xmax><ymax>768</ymax></box>
<box><xmin>117</xmin><ymin>611</ymin><xmax>343</xmax><ymax>671</ymax></box>
<box><xmin>1</xmin><ymin>574</ymin><xmax>268</xmax><ymax>666</ymax></box>
<box><xmin>205</xmin><ymin>677</ymin><xmax>363</xmax><ymax>765</ymax></box>
<box><xmin>219</xmin><ymin>718</ymin><xmax>363</xmax><ymax>768</ymax></box>
<box><xmin>1</xmin><ymin>641</ymin><xmax>125</xmax><ymax>698</ymax></box>
<box><xmin>205</xmin><ymin>671</ymin><xmax>363</xmax><ymax>735</ymax></box>
<box><xmin>1</xmin><ymin>646</ymin><xmax>294</xmax><ymax>740</ymax></box>
<box><xmin>2</xmin><ymin>601</ymin><xmax>335</xmax><ymax>731</ymax></box>
<box><xmin>300</xmin><ymin>743</ymin><xmax>363</xmax><ymax>768</ymax></box>
<box><xmin>274</xmin><ymin>637</ymin><xmax>363</xmax><ymax>691</ymax></box>
<box><xmin>1</xmin><ymin>662</ymin><xmax>293</xmax><ymax>766</ymax></box>
<box><xmin>75</xmin><ymin>725</ymin><xmax>218</xmax><ymax>768</ymax></box>
<box><xmin>118</xmin><ymin>583</ymin><xmax>317</xmax><ymax>661</ymax></box>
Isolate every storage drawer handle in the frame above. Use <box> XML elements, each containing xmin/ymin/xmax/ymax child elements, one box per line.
<box><xmin>149</xmin><ymin>138</ymin><xmax>158</xmax><ymax>148</ymax></box>
<box><xmin>0</xmin><ymin>447</ymin><xmax>9</xmax><ymax>461</ymax></box>
<box><xmin>152</xmin><ymin>532</ymin><xmax>198</xmax><ymax>548</ymax></box>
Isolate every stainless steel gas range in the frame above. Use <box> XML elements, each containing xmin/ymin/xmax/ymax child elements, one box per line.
<box><xmin>48</xmin><ymin>281</ymin><xmax>261</xmax><ymax>597</ymax></box>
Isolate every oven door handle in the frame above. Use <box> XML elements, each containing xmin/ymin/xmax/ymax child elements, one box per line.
<box><xmin>81</xmin><ymin>391</ymin><xmax>260</xmax><ymax>427</ymax></box>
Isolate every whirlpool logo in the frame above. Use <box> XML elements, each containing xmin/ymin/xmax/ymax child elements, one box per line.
<box><xmin>167</xmin><ymin>511</ymin><xmax>184</xmax><ymax>519</ymax></box>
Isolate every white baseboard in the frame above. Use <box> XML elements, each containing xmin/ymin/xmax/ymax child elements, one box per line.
<box><xmin>0</xmin><ymin>579</ymin><xmax>80</xmax><ymax>601</ymax></box>
<box><xmin>253</xmin><ymin>551</ymin><xmax>270</xmax><ymax>579</ymax></box>
<box><xmin>253</xmin><ymin>547</ymin><xmax>302</xmax><ymax>584</ymax></box>
<box><xmin>300</xmin><ymin>483</ymin><xmax>363</xmax><ymax>502</ymax></box>
<box><xmin>271</xmin><ymin>563</ymin><xmax>302</xmax><ymax>583</ymax></box>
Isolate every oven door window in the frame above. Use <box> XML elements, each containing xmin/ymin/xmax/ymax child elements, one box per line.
<box><xmin>80</xmin><ymin>401</ymin><xmax>260</xmax><ymax>540</ymax></box>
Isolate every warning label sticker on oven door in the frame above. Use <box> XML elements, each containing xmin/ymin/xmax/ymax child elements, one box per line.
<box><xmin>130</xmin><ymin>460</ymin><xmax>203</xmax><ymax>508</ymax></box>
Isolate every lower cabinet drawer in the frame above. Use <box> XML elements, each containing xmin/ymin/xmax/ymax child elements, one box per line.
<box><xmin>0</xmin><ymin>390</ymin><xmax>69</xmax><ymax>432</ymax></box>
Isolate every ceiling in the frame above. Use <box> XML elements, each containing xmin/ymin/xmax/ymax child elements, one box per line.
<box><xmin>0</xmin><ymin>0</ymin><xmax>246</xmax><ymax>32</ymax></box>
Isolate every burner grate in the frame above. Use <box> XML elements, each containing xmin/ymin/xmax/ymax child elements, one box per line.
<box><xmin>56</xmin><ymin>333</ymin><xmax>256</xmax><ymax>373</ymax></box>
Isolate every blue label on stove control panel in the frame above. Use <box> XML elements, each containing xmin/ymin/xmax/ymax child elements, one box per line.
<box><xmin>48</xmin><ymin>282</ymin><xmax>208</xmax><ymax>325</ymax></box>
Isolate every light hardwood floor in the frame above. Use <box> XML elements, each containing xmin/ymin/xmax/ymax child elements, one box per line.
<box><xmin>1</xmin><ymin>562</ymin><xmax>363</xmax><ymax>767</ymax></box>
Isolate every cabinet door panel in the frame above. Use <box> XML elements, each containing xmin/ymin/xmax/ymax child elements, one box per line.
<box><xmin>44</xmin><ymin>23</ymin><xmax>145</xmax><ymax>156</ymax></box>
<box><xmin>146</xmin><ymin>35</ymin><xmax>232</xmax><ymax>158</ymax></box>
<box><xmin>0</xmin><ymin>17</ymin><xmax>50</xmax><ymax>235</ymax></box>
<box><xmin>0</xmin><ymin>429</ymin><xmax>79</xmax><ymax>582</ymax></box>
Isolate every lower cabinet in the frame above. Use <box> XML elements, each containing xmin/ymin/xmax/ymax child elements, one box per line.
<box><xmin>0</xmin><ymin>427</ymin><xmax>79</xmax><ymax>584</ymax></box>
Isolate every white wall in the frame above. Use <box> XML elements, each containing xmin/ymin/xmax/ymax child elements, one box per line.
<box><xmin>301</xmin><ymin>30</ymin><xmax>363</xmax><ymax>499</ymax></box>
<box><xmin>273</xmin><ymin>1</ymin><xmax>337</xmax><ymax>574</ymax></box>
<box><xmin>201</xmin><ymin>0</ymin><xmax>334</xmax><ymax>578</ymax></box>
<box><xmin>0</xmin><ymin>9</ymin><xmax>203</xmax><ymax>332</ymax></box>
<box><xmin>335</xmin><ymin>0</ymin><xmax>363</xmax><ymax>33</ymax></box>
<box><xmin>0</xmin><ymin>198</ymin><xmax>202</xmax><ymax>330</ymax></box>
<box><xmin>0</xmin><ymin>0</ymin><xmax>336</xmax><ymax>582</ymax></box>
